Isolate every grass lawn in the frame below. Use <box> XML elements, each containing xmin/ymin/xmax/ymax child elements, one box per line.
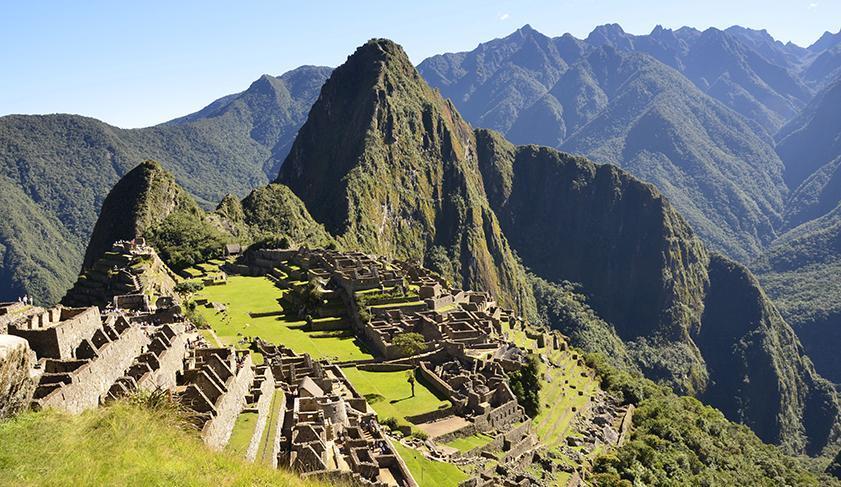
<box><xmin>443</xmin><ymin>432</ymin><xmax>495</xmax><ymax>452</ymax></box>
<box><xmin>182</xmin><ymin>267</ymin><xmax>204</xmax><ymax>278</ymax></box>
<box><xmin>341</xmin><ymin>367</ymin><xmax>450</xmax><ymax>427</ymax></box>
<box><xmin>392</xmin><ymin>442</ymin><xmax>468</xmax><ymax>487</ymax></box>
<box><xmin>225</xmin><ymin>412</ymin><xmax>258</xmax><ymax>457</ymax></box>
<box><xmin>194</xmin><ymin>275</ymin><xmax>373</xmax><ymax>362</ymax></box>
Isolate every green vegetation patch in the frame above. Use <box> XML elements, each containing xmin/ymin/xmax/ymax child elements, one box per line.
<box><xmin>443</xmin><ymin>433</ymin><xmax>495</xmax><ymax>452</ymax></box>
<box><xmin>391</xmin><ymin>441</ymin><xmax>468</xmax><ymax>487</ymax></box>
<box><xmin>225</xmin><ymin>411</ymin><xmax>258</xmax><ymax>457</ymax></box>
<box><xmin>532</xmin><ymin>350</ymin><xmax>596</xmax><ymax>449</ymax></box>
<box><xmin>341</xmin><ymin>367</ymin><xmax>450</xmax><ymax>427</ymax></box>
<box><xmin>195</xmin><ymin>275</ymin><xmax>372</xmax><ymax>362</ymax></box>
<box><xmin>586</xmin><ymin>354</ymin><xmax>837</xmax><ymax>486</ymax></box>
<box><xmin>0</xmin><ymin>401</ymin><xmax>327</xmax><ymax>486</ymax></box>
<box><xmin>256</xmin><ymin>389</ymin><xmax>285</xmax><ymax>466</ymax></box>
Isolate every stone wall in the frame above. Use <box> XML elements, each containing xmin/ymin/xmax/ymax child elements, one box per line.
<box><xmin>200</xmin><ymin>355</ymin><xmax>255</xmax><ymax>450</ymax></box>
<box><xmin>0</xmin><ymin>335</ymin><xmax>37</xmax><ymax>418</ymax></box>
<box><xmin>473</xmin><ymin>398</ymin><xmax>523</xmax><ymax>433</ymax></box>
<box><xmin>10</xmin><ymin>307</ymin><xmax>102</xmax><ymax>360</ymax></box>
<box><xmin>37</xmin><ymin>325</ymin><xmax>149</xmax><ymax>414</ymax></box>
<box><xmin>617</xmin><ymin>404</ymin><xmax>635</xmax><ymax>446</ymax></box>
<box><xmin>405</xmin><ymin>405</ymin><xmax>458</xmax><ymax>425</ymax></box>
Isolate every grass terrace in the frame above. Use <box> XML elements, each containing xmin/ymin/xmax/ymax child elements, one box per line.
<box><xmin>443</xmin><ymin>432</ymin><xmax>495</xmax><ymax>452</ymax></box>
<box><xmin>225</xmin><ymin>411</ymin><xmax>258</xmax><ymax>457</ymax></box>
<box><xmin>392</xmin><ymin>441</ymin><xmax>468</xmax><ymax>487</ymax></box>
<box><xmin>341</xmin><ymin>367</ymin><xmax>450</xmax><ymax>428</ymax></box>
<box><xmin>194</xmin><ymin>275</ymin><xmax>373</xmax><ymax>362</ymax></box>
<box><xmin>532</xmin><ymin>349</ymin><xmax>597</xmax><ymax>449</ymax></box>
<box><xmin>256</xmin><ymin>389</ymin><xmax>284</xmax><ymax>465</ymax></box>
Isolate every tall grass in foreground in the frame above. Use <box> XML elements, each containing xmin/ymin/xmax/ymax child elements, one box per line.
<box><xmin>0</xmin><ymin>397</ymin><xmax>329</xmax><ymax>487</ymax></box>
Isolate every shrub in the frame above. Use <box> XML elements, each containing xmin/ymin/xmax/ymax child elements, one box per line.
<box><xmin>175</xmin><ymin>281</ymin><xmax>204</xmax><ymax>294</ymax></box>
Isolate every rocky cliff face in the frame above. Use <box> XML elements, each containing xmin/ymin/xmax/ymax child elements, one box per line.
<box><xmin>276</xmin><ymin>39</ymin><xmax>535</xmax><ymax>313</ymax></box>
<box><xmin>0</xmin><ymin>335</ymin><xmax>36</xmax><ymax>419</ymax></box>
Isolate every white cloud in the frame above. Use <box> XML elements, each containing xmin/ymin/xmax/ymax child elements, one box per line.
<box><xmin>498</xmin><ymin>13</ymin><xmax>510</xmax><ymax>21</ymax></box>
<box><xmin>809</xmin><ymin>2</ymin><xmax>819</xmax><ymax>8</ymax></box>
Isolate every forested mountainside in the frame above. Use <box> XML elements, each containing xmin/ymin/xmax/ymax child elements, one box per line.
<box><xmin>418</xmin><ymin>24</ymin><xmax>841</xmax><ymax>395</ymax></box>
<box><xmin>271</xmin><ymin>38</ymin><xmax>841</xmax><ymax>454</ymax></box>
<box><xmin>0</xmin><ymin>66</ymin><xmax>330</xmax><ymax>303</ymax></box>
<box><xmin>753</xmin><ymin>75</ymin><xmax>841</xmax><ymax>384</ymax></box>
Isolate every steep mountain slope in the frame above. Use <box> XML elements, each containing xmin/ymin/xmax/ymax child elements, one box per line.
<box><xmin>755</xmin><ymin>204</ymin><xmax>841</xmax><ymax>385</ymax></box>
<box><xmin>803</xmin><ymin>30</ymin><xmax>841</xmax><ymax>89</ymax></box>
<box><xmin>80</xmin><ymin>160</ymin><xmax>206</xmax><ymax>269</ymax></box>
<box><xmin>474</xmin><ymin>128</ymin><xmax>840</xmax><ymax>453</ymax></box>
<box><xmin>755</xmin><ymin>75</ymin><xmax>841</xmax><ymax>385</ymax></box>
<box><xmin>418</xmin><ymin>26</ymin><xmax>789</xmax><ymax>262</ymax></box>
<box><xmin>776</xmin><ymin>75</ymin><xmax>841</xmax><ymax>225</ymax></box>
<box><xmin>0</xmin><ymin>66</ymin><xmax>330</xmax><ymax>303</ymax></box>
<box><xmin>276</xmin><ymin>39</ymin><xmax>536</xmax><ymax>313</ymax></box>
<box><xmin>559</xmin><ymin>47</ymin><xmax>786</xmax><ymax>261</ymax></box>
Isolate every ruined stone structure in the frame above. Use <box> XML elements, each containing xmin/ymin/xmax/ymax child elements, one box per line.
<box><xmin>63</xmin><ymin>241</ymin><xmax>177</xmax><ymax>309</ymax></box>
<box><xmin>0</xmin><ymin>291</ymin><xmax>196</xmax><ymax>415</ymax></box>
<box><xmin>178</xmin><ymin>347</ymin><xmax>256</xmax><ymax>450</ymax></box>
<box><xmin>255</xmin><ymin>341</ymin><xmax>417</xmax><ymax>486</ymax></box>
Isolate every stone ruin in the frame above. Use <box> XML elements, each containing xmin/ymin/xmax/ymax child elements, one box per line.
<box><xmin>62</xmin><ymin>240</ymin><xmax>178</xmax><ymax>309</ymax></box>
<box><xmin>177</xmin><ymin>347</ymin><xmax>261</xmax><ymax>450</ymax></box>
<box><xmin>255</xmin><ymin>340</ymin><xmax>417</xmax><ymax>486</ymax></box>
<box><xmin>0</xmin><ymin>299</ymin><xmax>195</xmax><ymax>415</ymax></box>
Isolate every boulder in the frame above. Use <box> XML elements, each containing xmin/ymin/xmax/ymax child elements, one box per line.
<box><xmin>0</xmin><ymin>335</ymin><xmax>37</xmax><ymax>418</ymax></box>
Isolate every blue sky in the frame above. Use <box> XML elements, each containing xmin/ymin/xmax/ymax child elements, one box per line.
<box><xmin>1</xmin><ymin>0</ymin><xmax>838</xmax><ymax>128</ymax></box>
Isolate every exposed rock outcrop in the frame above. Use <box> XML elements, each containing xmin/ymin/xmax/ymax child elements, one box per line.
<box><xmin>0</xmin><ymin>335</ymin><xmax>37</xmax><ymax>418</ymax></box>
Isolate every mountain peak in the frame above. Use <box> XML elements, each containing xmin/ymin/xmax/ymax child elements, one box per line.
<box><xmin>809</xmin><ymin>29</ymin><xmax>841</xmax><ymax>52</ymax></box>
<box><xmin>81</xmin><ymin>160</ymin><xmax>200</xmax><ymax>270</ymax></box>
<box><xmin>586</xmin><ymin>23</ymin><xmax>633</xmax><ymax>49</ymax></box>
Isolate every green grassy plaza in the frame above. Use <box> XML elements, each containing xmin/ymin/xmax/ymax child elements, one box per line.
<box><xmin>442</xmin><ymin>432</ymin><xmax>495</xmax><ymax>452</ymax></box>
<box><xmin>194</xmin><ymin>275</ymin><xmax>373</xmax><ymax>362</ymax></box>
<box><xmin>341</xmin><ymin>367</ymin><xmax>450</xmax><ymax>428</ymax></box>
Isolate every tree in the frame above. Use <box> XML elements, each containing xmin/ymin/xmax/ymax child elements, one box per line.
<box><xmin>508</xmin><ymin>354</ymin><xmax>541</xmax><ymax>417</ymax></box>
<box><xmin>393</xmin><ymin>332</ymin><xmax>426</xmax><ymax>357</ymax></box>
<box><xmin>407</xmin><ymin>371</ymin><xmax>416</xmax><ymax>397</ymax></box>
